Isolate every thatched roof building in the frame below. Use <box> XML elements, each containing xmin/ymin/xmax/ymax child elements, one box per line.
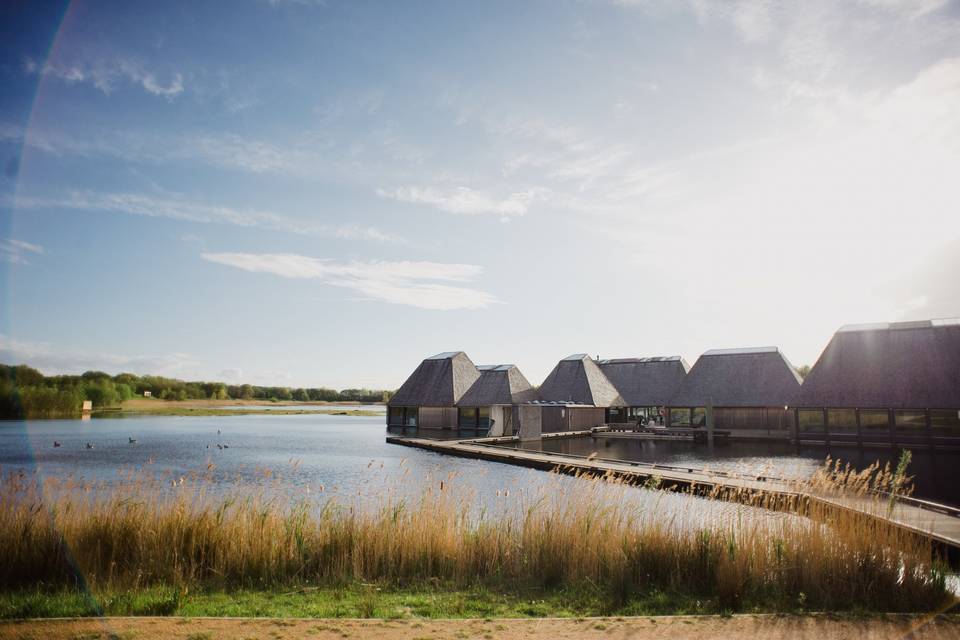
<box><xmin>459</xmin><ymin>364</ymin><xmax>537</xmax><ymax>406</ymax></box>
<box><xmin>537</xmin><ymin>354</ymin><xmax>625</xmax><ymax>407</ymax></box>
<box><xmin>389</xmin><ymin>351</ymin><xmax>480</xmax><ymax>407</ymax></box>
<box><xmin>669</xmin><ymin>347</ymin><xmax>802</xmax><ymax>407</ymax></box>
<box><xmin>798</xmin><ymin>319</ymin><xmax>960</xmax><ymax>409</ymax></box>
<box><xmin>598</xmin><ymin>357</ymin><xmax>689</xmax><ymax>407</ymax></box>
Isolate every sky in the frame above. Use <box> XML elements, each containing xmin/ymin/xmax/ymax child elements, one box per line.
<box><xmin>1</xmin><ymin>0</ymin><xmax>959</xmax><ymax>390</ymax></box>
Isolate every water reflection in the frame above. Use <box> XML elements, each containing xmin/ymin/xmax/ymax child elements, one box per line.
<box><xmin>516</xmin><ymin>436</ymin><xmax>960</xmax><ymax>506</ymax></box>
<box><xmin>0</xmin><ymin>414</ymin><xmax>782</xmax><ymax>529</ymax></box>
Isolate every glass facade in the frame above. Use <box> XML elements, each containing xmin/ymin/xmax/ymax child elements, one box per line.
<box><xmin>388</xmin><ymin>407</ymin><xmax>417</xmax><ymax>427</ymax></box>
<box><xmin>827</xmin><ymin>409</ymin><xmax>857</xmax><ymax>433</ymax></box>
<box><xmin>894</xmin><ymin>410</ymin><xmax>926</xmax><ymax>433</ymax></box>
<box><xmin>478</xmin><ymin>406</ymin><xmax>490</xmax><ymax>429</ymax></box>
<box><xmin>458</xmin><ymin>407</ymin><xmax>478</xmax><ymax>428</ymax></box>
<box><xmin>931</xmin><ymin>409</ymin><xmax>960</xmax><ymax>437</ymax></box>
<box><xmin>859</xmin><ymin>410</ymin><xmax>890</xmax><ymax>432</ymax></box>
<box><xmin>669</xmin><ymin>408</ymin><xmax>691</xmax><ymax>426</ymax></box>
<box><xmin>388</xmin><ymin>406</ymin><xmax>404</xmax><ymax>426</ymax></box>
<box><xmin>692</xmin><ymin>407</ymin><xmax>706</xmax><ymax>427</ymax></box>
<box><xmin>798</xmin><ymin>409</ymin><xmax>824</xmax><ymax>433</ymax></box>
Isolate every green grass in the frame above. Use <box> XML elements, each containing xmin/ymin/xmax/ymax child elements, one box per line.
<box><xmin>0</xmin><ymin>584</ymin><xmax>789</xmax><ymax>620</ymax></box>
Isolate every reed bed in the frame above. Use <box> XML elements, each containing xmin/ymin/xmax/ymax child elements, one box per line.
<box><xmin>0</xmin><ymin>459</ymin><xmax>952</xmax><ymax>613</ymax></box>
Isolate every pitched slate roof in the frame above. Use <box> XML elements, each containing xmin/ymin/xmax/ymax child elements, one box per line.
<box><xmin>389</xmin><ymin>351</ymin><xmax>480</xmax><ymax>406</ymax></box>
<box><xmin>797</xmin><ymin>319</ymin><xmax>960</xmax><ymax>409</ymax></box>
<box><xmin>669</xmin><ymin>347</ymin><xmax>802</xmax><ymax>407</ymax></box>
<box><xmin>537</xmin><ymin>354</ymin><xmax>625</xmax><ymax>407</ymax></box>
<box><xmin>458</xmin><ymin>364</ymin><xmax>538</xmax><ymax>406</ymax></box>
<box><xmin>598</xmin><ymin>357</ymin><xmax>690</xmax><ymax>406</ymax></box>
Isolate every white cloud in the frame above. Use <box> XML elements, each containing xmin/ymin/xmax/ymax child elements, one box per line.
<box><xmin>201</xmin><ymin>252</ymin><xmax>500</xmax><ymax>310</ymax></box>
<box><xmin>24</xmin><ymin>57</ymin><xmax>184</xmax><ymax>98</ymax></box>
<box><xmin>0</xmin><ymin>334</ymin><xmax>198</xmax><ymax>377</ymax></box>
<box><xmin>376</xmin><ymin>185</ymin><xmax>538</xmax><ymax>219</ymax></box>
<box><xmin>0</xmin><ymin>239</ymin><xmax>44</xmax><ymax>264</ymax></box>
<box><xmin>10</xmin><ymin>190</ymin><xmax>403</xmax><ymax>243</ymax></box>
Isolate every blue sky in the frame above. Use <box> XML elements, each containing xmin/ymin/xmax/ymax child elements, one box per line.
<box><xmin>1</xmin><ymin>0</ymin><xmax>959</xmax><ymax>389</ymax></box>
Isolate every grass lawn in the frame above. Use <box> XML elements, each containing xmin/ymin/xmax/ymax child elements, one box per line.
<box><xmin>0</xmin><ymin>584</ymin><xmax>801</xmax><ymax>620</ymax></box>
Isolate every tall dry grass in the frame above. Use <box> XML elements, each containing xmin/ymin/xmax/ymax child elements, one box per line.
<box><xmin>0</xmin><ymin>460</ymin><xmax>951</xmax><ymax>612</ymax></box>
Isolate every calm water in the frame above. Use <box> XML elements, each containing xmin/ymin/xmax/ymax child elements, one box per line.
<box><xmin>0</xmin><ymin>414</ymin><xmax>756</xmax><ymax>528</ymax></box>
<box><xmin>2</xmin><ymin>413</ymin><xmax>956</xmax><ymax>515</ymax></box>
<box><xmin>516</xmin><ymin>436</ymin><xmax>960</xmax><ymax>506</ymax></box>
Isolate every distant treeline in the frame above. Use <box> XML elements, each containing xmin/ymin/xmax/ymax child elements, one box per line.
<box><xmin>0</xmin><ymin>364</ymin><xmax>394</xmax><ymax>419</ymax></box>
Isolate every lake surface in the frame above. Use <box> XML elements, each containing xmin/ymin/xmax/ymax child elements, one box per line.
<box><xmin>516</xmin><ymin>435</ymin><xmax>960</xmax><ymax>506</ymax></box>
<box><xmin>0</xmin><ymin>413</ymin><xmax>797</xmax><ymax>530</ymax></box>
<box><xmin>2</xmin><ymin>413</ymin><xmax>955</xmax><ymax>515</ymax></box>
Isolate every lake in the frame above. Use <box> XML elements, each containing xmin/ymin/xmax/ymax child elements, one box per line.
<box><xmin>2</xmin><ymin>413</ymin><xmax>956</xmax><ymax>514</ymax></box>
<box><xmin>0</xmin><ymin>413</ymin><xmax>790</xmax><ymax>528</ymax></box>
<box><xmin>516</xmin><ymin>435</ymin><xmax>960</xmax><ymax>506</ymax></box>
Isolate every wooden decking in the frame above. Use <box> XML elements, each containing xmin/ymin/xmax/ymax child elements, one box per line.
<box><xmin>386</xmin><ymin>435</ymin><xmax>960</xmax><ymax>552</ymax></box>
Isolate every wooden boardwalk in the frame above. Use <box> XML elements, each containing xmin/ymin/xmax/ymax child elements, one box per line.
<box><xmin>386</xmin><ymin>435</ymin><xmax>960</xmax><ymax>552</ymax></box>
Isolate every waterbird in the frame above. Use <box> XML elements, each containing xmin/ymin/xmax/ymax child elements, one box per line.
<box><xmin>217</xmin><ymin>428</ymin><xmax>221</xmax><ymax>434</ymax></box>
<box><xmin>217</xmin><ymin>444</ymin><xmax>223</xmax><ymax>450</ymax></box>
<box><xmin>53</xmin><ymin>441</ymin><xmax>61</xmax><ymax>447</ymax></box>
<box><xmin>85</xmin><ymin>443</ymin><xmax>94</xmax><ymax>449</ymax></box>
<box><xmin>128</xmin><ymin>437</ymin><xmax>137</xmax><ymax>444</ymax></box>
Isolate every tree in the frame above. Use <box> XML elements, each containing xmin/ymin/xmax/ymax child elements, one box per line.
<box><xmin>796</xmin><ymin>364</ymin><xmax>811</xmax><ymax>379</ymax></box>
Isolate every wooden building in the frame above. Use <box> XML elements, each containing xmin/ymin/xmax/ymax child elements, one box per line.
<box><xmin>387</xmin><ymin>351</ymin><xmax>480</xmax><ymax>430</ymax></box>
<box><xmin>598</xmin><ymin>357</ymin><xmax>689</xmax><ymax>425</ymax></box>
<box><xmin>535</xmin><ymin>354</ymin><xmax>624</xmax><ymax>431</ymax></box>
<box><xmin>456</xmin><ymin>364</ymin><xmax>537</xmax><ymax>436</ymax></box>
<box><xmin>795</xmin><ymin>319</ymin><xmax>960</xmax><ymax>447</ymax></box>
<box><xmin>667</xmin><ymin>347</ymin><xmax>801</xmax><ymax>437</ymax></box>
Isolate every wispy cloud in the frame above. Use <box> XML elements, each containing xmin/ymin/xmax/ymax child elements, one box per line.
<box><xmin>201</xmin><ymin>252</ymin><xmax>501</xmax><ymax>310</ymax></box>
<box><xmin>10</xmin><ymin>190</ymin><xmax>403</xmax><ymax>243</ymax></box>
<box><xmin>376</xmin><ymin>186</ymin><xmax>539</xmax><ymax>220</ymax></box>
<box><xmin>24</xmin><ymin>57</ymin><xmax>184</xmax><ymax>98</ymax></box>
<box><xmin>0</xmin><ymin>334</ymin><xmax>198</xmax><ymax>377</ymax></box>
<box><xmin>0</xmin><ymin>239</ymin><xmax>44</xmax><ymax>264</ymax></box>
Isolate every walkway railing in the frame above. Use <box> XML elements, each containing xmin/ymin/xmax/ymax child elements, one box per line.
<box><xmin>449</xmin><ymin>434</ymin><xmax>960</xmax><ymax>520</ymax></box>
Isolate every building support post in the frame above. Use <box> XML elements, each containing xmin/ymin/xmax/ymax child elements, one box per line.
<box><xmin>855</xmin><ymin>408</ymin><xmax>862</xmax><ymax>448</ymax></box>
<box><xmin>793</xmin><ymin>408</ymin><xmax>800</xmax><ymax>449</ymax></box>
<box><xmin>706</xmin><ymin>398</ymin><xmax>715</xmax><ymax>445</ymax></box>
<box><xmin>823</xmin><ymin>407</ymin><xmax>830</xmax><ymax>448</ymax></box>
<box><xmin>889</xmin><ymin>408</ymin><xmax>897</xmax><ymax>448</ymax></box>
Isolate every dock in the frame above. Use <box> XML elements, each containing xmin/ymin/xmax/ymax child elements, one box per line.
<box><xmin>599</xmin><ymin>426</ymin><xmax>731</xmax><ymax>442</ymax></box>
<box><xmin>386</xmin><ymin>435</ymin><xmax>960</xmax><ymax>553</ymax></box>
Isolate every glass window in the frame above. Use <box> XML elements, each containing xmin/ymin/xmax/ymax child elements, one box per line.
<box><xmin>798</xmin><ymin>409</ymin><xmax>824</xmax><ymax>433</ymax></box>
<box><xmin>692</xmin><ymin>407</ymin><xmax>706</xmax><ymax>427</ymax></box>
<box><xmin>388</xmin><ymin>406</ymin><xmax>404</xmax><ymax>425</ymax></box>
<box><xmin>458</xmin><ymin>407</ymin><xmax>478</xmax><ymax>428</ymax></box>
<box><xmin>827</xmin><ymin>409</ymin><xmax>857</xmax><ymax>433</ymax></box>
<box><xmin>895</xmin><ymin>410</ymin><xmax>926</xmax><ymax>431</ymax></box>
<box><xmin>859</xmin><ymin>410</ymin><xmax>889</xmax><ymax>431</ymax></box>
<box><xmin>478</xmin><ymin>406</ymin><xmax>490</xmax><ymax>429</ymax></box>
<box><xmin>669</xmin><ymin>408</ymin><xmax>691</xmax><ymax>426</ymax></box>
<box><xmin>930</xmin><ymin>409</ymin><xmax>960</xmax><ymax>437</ymax></box>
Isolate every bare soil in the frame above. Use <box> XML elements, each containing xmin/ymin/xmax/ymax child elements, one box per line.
<box><xmin>3</xmin><ymin>614</ymin><xmax>958</xmax><ymax>640</ymax></box>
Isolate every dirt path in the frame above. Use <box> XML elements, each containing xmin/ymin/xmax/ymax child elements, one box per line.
<box><xmin>2</xmin><ymin>614</ymin><xmax>958</xmax><ymax>640</ymax></box>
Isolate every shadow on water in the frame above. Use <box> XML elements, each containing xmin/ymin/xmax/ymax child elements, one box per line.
<box><xmin>517</xmin><ymin>435</ymin><xmax>960</xmax><ymax>506</ymax></box>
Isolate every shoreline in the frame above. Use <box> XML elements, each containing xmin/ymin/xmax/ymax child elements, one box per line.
<box><xmin>96</xmin><ymin>398</ymin><xmax>386</xmax><ymax>417</ymax></box>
